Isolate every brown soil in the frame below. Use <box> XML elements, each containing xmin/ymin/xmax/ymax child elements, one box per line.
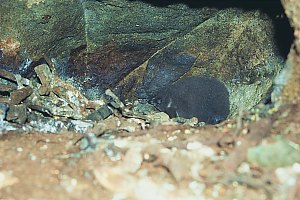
<box><xmin>1</xmin><ymin>104</ymin><xmax>299</xmax><ymax>200</ymax></box>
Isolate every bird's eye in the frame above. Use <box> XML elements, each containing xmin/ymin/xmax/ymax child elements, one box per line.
<box><xmin>156</xmin><ymin>98</ymin><xmax>162</xmax><ymax>104</ymax></box>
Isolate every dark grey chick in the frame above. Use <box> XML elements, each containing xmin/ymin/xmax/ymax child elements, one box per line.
<box><xmin>151</xmin><ymin>76</ymin><xmax>230</xmax><ymax>124</ymax></box>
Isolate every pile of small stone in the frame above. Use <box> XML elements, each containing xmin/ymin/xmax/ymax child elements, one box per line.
<box><xmin>0</xmin><ymin>62</ymin><xmax>124</xmax><ymax>133</ymax></box>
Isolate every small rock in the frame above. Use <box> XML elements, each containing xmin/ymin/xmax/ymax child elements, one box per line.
<box><xmin>132</xmin><ymin>101</ymin><xmax>158</xmax><ymax>115</ymax></box>
<box><xmin>34</xmin><ymin>64</ymin><xmax>53</xmax><ymax>95</ymax></box>
<box><xmin>69</xmin><ymin>120</ymin><xmax>93</xmax><ymax>134</ymax></box>
<box><xmin>147</xmin><ymin>112</ymin><xmax>170</xmax><ymax>123</ymax></box>
<box><xmin>80</xmin><ymin>132</ymin><xmax>99</xmax><ymax>152</ymax></box>
<box><xmin>9</xmin><ymin>86</ymin><xmax>33</xmax><ymax>105</ymax></box>
<box><xmin>0</xmin><ymin>84</ymin><xmax>17</xmax><ymax>92</ymax></box>
<box><xmin>105</xmin><ymin>89</ymin><xmax>125</xmax><ymax>109</ymax></box>
<box><xmin>85</xmin><ymin>105</ymin><xmax>113</xmax><ymax>121</ymax></box>
<box><xmin>170</xmin><ymin>116</ymin><xmax>201</xmax><ymax>127</ymax></box>
<box><xmin>247</xmin><ymin>137</ymin><xmax>300</xmax><ymax>168</ymax></box>
<box><xmin>0</xmin><ymin>120</ymin><xmax>17</xmax><ymax>133</ymax></box>
<box><xmin>0</xmin><ymin>103</ymin><xmax>8</xmax><ymax>120</ymax></box>
<box><xmin>275</xmin><ymin>163</ymin><xmax>300</xmax><ymax>200</ymax></box>
<box><xmin>28</xmin><ymin>116</ymin><xmax>68</xmax><ymax>133</ymax></box>
<box><xmin>104</xmin><ymin>144</ymin><xmax>122</xmax><ymax>161</ymax></box>
<box><xmin>0</xmin><ymin>69</ymin><xmax>17</xmax><ymax>83</ymax></box>
<box><xmin>123</xmin><ymin>126</ymin><xmax>136</xmax><ymax>133</ymax></box>
<box><xmin>6</xmin><ymin>104</ymin><xmax>27</xmax><ymax>124</ymax></box>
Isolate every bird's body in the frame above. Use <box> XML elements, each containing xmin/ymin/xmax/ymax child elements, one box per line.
<box><xmin>151</xmin><ymin>76</ymin><xmax>230</xmax><ymax>124</ymax></box>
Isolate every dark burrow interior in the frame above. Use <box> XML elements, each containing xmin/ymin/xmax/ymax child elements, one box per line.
<box><xmin>132</xmin><ymin>0</ymin><xmax>294</xmax><ymax>58</ymax></box>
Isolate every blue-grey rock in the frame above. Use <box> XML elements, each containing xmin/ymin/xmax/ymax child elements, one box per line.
<box><xmin>0</xmin><ymin>103</ymin><xmax>9</xmax><ymax>121</ymax></box>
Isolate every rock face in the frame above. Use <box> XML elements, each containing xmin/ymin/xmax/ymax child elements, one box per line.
<box><xmin>117</xmin><ymin>8</ymin><xmax>285</xmax><ymax>116</ymax></box>
<box><xmin>0</xmin><ymin>0</ymin><xmax>288</xmax><ymax>117</ymax></box>
<box><xmin>0</xmin><ymin>0</ymin><xmax>85</xmax><ymax>65</ymax></box>
<box><xmin>276</xmin><ymin>0</ymin><xmax>300</xmax><ymax>105</ymax></box>
<box><xmin>67</xmin><ymin>1</ymin><xmax>219</xmax><ymax>98</ymax></box>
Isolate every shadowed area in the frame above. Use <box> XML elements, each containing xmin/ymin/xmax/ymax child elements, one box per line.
<box><xmin>137</xmin><ymin>49</ymin><xmax>196</xmax><ymax>99</ymax></box>
<box><xmin>151</xmin><ymin>76</ymin><xmax>230</xmax><ymax>124</ymax></box>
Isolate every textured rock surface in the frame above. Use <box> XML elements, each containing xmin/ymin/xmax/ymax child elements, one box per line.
<box><xmin>278</xmin><ymin>0</ymin><xmax>300</xmax><ymax>105</ymax></box>
<box><xmin>67</xmin><ymin>1</ymin><xmax>218</xmax><ymax>98</ymax></box>
<box><xmin>0</xmin><ymin>0</ymin><xmax>85</xmax><ymax>66</ymax></box>
<box><xmin>0</xmin><ymin>0</ymin><xmax>288</xmax><ymax>117</ymax></box>
<box><xmin>81</xmin><ymin>0</ymin><xmax>217</xmax><ymax>52</ymax></box>
<box><xmin>117</xmin><ymin>8</ymin><xmax>285</xmax><ymax>116</ymax></box>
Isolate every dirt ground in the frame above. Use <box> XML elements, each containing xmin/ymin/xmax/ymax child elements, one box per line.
<box><xmin>0</xmin><ymin>103</ymin><xmax>299</xmax><ymax>200</ymax></box>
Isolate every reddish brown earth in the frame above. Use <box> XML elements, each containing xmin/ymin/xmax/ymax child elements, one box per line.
<box><xmin>0</xmin><ymin>104</ymin><xmax>300</xmax><ymax>200</ymax></box>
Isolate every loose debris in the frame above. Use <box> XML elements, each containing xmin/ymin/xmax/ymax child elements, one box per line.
<box><xmin>0</xmin><ymin>62</ymin><xmax>132</xmax><ymax>134</ymax></box>
<box><xmin>0</xmin><ymin>61</ymin><xmax>206</xmax><ymax>135</ymax></box>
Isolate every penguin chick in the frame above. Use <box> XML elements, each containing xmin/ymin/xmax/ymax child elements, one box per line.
<box><xmin>151</xmin><ymin>76</ymin><xmax>230</xmax><ymax>124</ymax></box>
